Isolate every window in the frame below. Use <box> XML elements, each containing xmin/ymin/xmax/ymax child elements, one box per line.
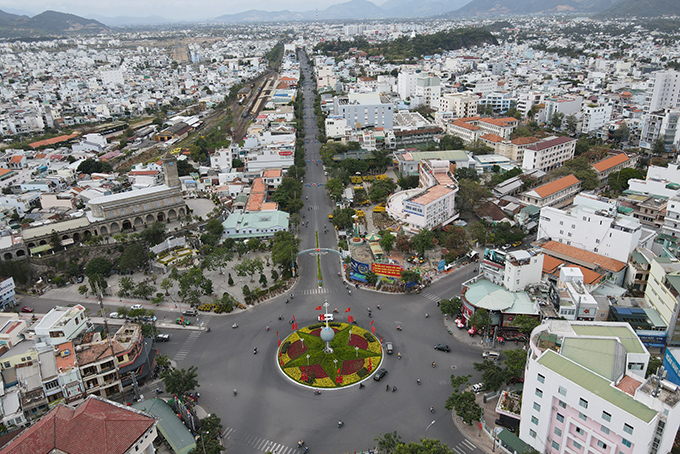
<box><xmin>532</xmin><ymin>416</ymin><xmax>539</xmax><ymax>425</ymax></box>
<box><xmin>554</xmin><ymin>427</ymin><xmax>563</xmax><ymax>437</ymax></box>
<box><xmin>560</xmin><ymin>230</ymin><xmax>564</xmax><ymax>234</ymax></box>
<box><xmin>622</xmin><ymin>439</ymin><xmax>631</xmax><ymax>448</ymax></box>
<box><xmin>552</xmin><ymin>441</ymin><xmax>560</xmax><ymax>451</ymax></box>
<box><xmin>534</xmin><ymin>402</ymin><xmax>541</xmax><ymax>412</ymax></box>
<box><xmin>556</xmin><ymin>413</ymin><xmax>564</xmax><ymax>423</ymax></box>
<box><xmin>579</xmin><ymin>412</ymin><xmax>587</xmax><ymax>421</ymax></box>
<box><xmin>601</xmin><ymin>425</ymin><xmax>610</xmax><ymax>435</ymax></box>
<box><xmin>602</xmin><ymin>411</ymin><xmax>611</xmax><ymax>422</ymax></box>
<box><xmin>535</xmin><ymin>388</ymin><xmax>543</xmax><ymax>398</ymax></box>
<box><xmin>575</xmin><ymin>426</ymin><xmax>585</xmax><ymax>435</ymax></box>
<box><xmin>558</xmin><ymin>386</ymin><xmax>567</xmax><ymax>396</ymax></box>
<box><xmin>537</xmin><ymin>374</ymin><xmax>545</xmax><ymax>383</ymax></box>
<box><xmin>597</xmin><ymin>440</ymin><xmax>608</xmax><ymax>449</ymax></box>
<box><xmin>529</xmin><ymin>429</ymin><xmax>536</xmax><ymax>438</ymax></box>
<box><xmin>573</xmin><ymin>440</ymin><xmax>582</xmax><ymax>450</ymax></box>
<box><xmin>579</xmin><ymin>398</ymin><xmax>588</xmax><ymax>409</ymax></box>
<box><xmin>624</xmin><ymin>424</ymin><xmax>633</xmax><ymax>435</ymax></box>
<box><xmin>571</xmin><ymin>224</ymin><xmax>576</xmax><ymax>229</ymax></box>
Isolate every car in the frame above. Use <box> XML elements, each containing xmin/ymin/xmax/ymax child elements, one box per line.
<box><xmin>501</xmin><ymin>244</ymin><xmax>511</xmax><ymax>251</ymax></box>
<box><xmin>182</xmin><ymin>308</ymin><xmax>198</xmax><ymax>316</ymax></box>
<box><xmin>434</xmin><ymin>344</ymin><xmax>451</xmax><ymax>352</ymax></box>
<box><xmin>130</xmin><ymin>304</ymin><xmax>143</xmax><ymax>310</ymax></box>
<box><xmin>142</xmin><ymin>315</ymin><xmax>157</xmax><ymax>323</ymax></box>
<box><xmin>373</xmin><ymin>368</ymin><xmax>388</xmax><ymax>381</ymax></box>
<box><xmin>385</xmin><ymin>342</ymin><xmax>394</xmax><ymax>354</ymax></box>
<box><xmin>472</xmin><ymin>383</ymin><xmax>483</xmax><ymax>393</ymax></box>
<box><xmin>176</xmin><ymin>317</ymin><xmax>191</xmax><ymax>325</ymax></box>
<box><xmin>482</xmin><ymin>351</ymin><xmax>500</xmax><ymax>360</ymax></box>
<box><xmin>512</xmin><ymin>241</ymin><xmax>522</xmax><ymax>247</ymax></box>
<box><xmin>76</xmin><ymin>275</ymin><xmax>85</xmax><ymax>283</ymax></box>
<box><xmin>21</xmin><ymin>306</ymin><xmax>34</xmax><ymax>313</ymax></box>
<box><xmin>109</xmin><ymin>312</ymin><xmax>123</xmax><ymax>319</ymax></box>
<box><xmin>155</xmin><ymin>333</ymin><xmax>170</xmax><ymax>342</ymax></box>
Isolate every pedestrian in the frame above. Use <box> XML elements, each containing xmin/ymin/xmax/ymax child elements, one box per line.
<box><xmin>386</xmin><ymin>384</ymin><xmax>389</xmax><ymax>392</ymax></box>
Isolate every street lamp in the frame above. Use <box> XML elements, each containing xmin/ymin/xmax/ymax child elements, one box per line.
<box><xmin>306</xmin><ymin>354</ymin><xmax>310</xmax><ymax>366</ymax></box>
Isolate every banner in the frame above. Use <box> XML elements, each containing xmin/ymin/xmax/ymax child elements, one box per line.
<box><xmin>345</xmin><ymin>307</ymin><xmax>351</xmax><ymax>313</ymax></box>
<box><xmin>371</xmin><ymin>263</ymin><xmax>403</xmax><ymax>278</ymax></box>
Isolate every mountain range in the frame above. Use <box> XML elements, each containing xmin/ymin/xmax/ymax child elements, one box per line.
<box><xmin>0</xmin><ymin>10</ymin><xmax>109</xmax><ymax>37</ymax></box>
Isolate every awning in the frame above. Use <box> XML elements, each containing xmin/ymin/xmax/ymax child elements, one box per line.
<box><xmin>496</xmin><ymin>429</ymin><xmax>534</xmax><ymax>454</ymax></box>
<box><xmin>30</xmin><ymin>244</ymin><xmax>52</xmax><ymax>254</ymax></box>
<box><xmin>350</xmin><ymin>273</ymin><xmax>367</xmax><ymax>283</ymax></box>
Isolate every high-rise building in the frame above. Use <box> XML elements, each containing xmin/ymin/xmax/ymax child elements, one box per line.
<box><xmin>645</xmin><ymin>70</ymin><xmax>680</xmax><ymax>114</ymax></box>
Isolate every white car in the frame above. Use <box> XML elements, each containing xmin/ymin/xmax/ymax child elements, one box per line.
<box><xmin>109</xmin><ymin>312</ymin><xmax>122</xmax><ymax>319</ymax></box>
<box><xmin>130</xmin><ymin>304</ymin><xmax>143</xmax><ymax>310</ymax></box>
<box><xmin>482</xmin><ymin>351</ymin><xmax>500</xmax><ymax>360</ymax></box>
<box><xmin>472</xmin><ymin>383</ymin><xmax>483</xmax><ymax>393</ymax></box>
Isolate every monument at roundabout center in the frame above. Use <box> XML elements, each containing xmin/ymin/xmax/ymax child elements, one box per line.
<box><xmin>278</xmin><ymin>301</ymin><xmax>383</xmax><ymax>388</ymax></box>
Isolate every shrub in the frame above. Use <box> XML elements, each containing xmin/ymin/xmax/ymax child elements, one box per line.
<box><xmin>357</xmin><ymin>367</ymin><xmax>368</xmax><ymax>378</ymax></box>
<box><xmin>281</xmin><ymin>341</ymin><xmax>291</xmax><ymax>354</ymax></box>
<box><xmin>363</xmin><ymin>333</ymin><xmax>375</xmax><ymax>343</ymax></box>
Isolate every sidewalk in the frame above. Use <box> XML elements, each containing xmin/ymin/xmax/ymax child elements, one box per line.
<box><xmin>452</xmin><ymin>392</ymin><xmax>504</xmax><ymax>454</ymax></box>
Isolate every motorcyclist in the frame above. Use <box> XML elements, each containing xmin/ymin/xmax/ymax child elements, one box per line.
<box><xmin>417</xmin><ymin>378</ymin><xmax>421</xmax><ymax>385</ymax></box>
<box><xmin>432</xmin><ymin>361</ymin><xmax>436</xmax><ymax>368</ymax></box>
<box><xmin>430</xmin><ymin>406</ymin><xmax>435</xmax><ymax>413</ymax></box>
<box><xmin>253</xmin><ymin>347</ymin><xmax>258</xmax><ymax>354</ymax></box>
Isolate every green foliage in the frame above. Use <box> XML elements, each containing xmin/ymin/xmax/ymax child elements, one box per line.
<box><xmin>450</xmin><ymin>374</ymin><xmax>471</xmax><ymax>392</ymax></box>
<box><xmin>608</xmin><ymin>167</ymin><xmax>645</xmax><ymax>192</ymax></box>
<box><xmin>465</xmin><ymin>140</ymin><xmax>493</xmax><ymax>155</ymax></box>
<box><xmin>271</xmin><ymin>231</ymin><xmax>300</xmax><ymax>275</ymax></box>
<box><xmin>132</xmin><ymin>281</ymin><xmax>156</xmax><ymax>300</ymax></box>
<box><xmin>397</xmin><ymin>174</ymin><xmax>419</xmax><ymax>189</ymax></box>
<box><xmin>50</xmin><ymin>230</ymin><xmax>62</xmax><ymax>250</ymax></box>
<box><xmin>647</xmin><ymin>356</ymin><xmax>663</xmax><ymax>378</ymax></box>
<box><xmin>468</xmin><ymin>309</ymin><xmax>490</xmax><ymax>332</ymax></box>
<box><xmin>504</xmin><ymin>349</ymin><xmax>528</xmax><ymax>381</ymax></box>
<box><xmin>140</xmin><ymin>222</ymin><xmax>166</xmax><ymax>246</ymax></box>
<box><xmin>205</xmin><ymin>218</ymin><xmax>225</xmax><ymax>236</ymax></box>
<box><xmin>161</xmin><ymin>365</ymin><xmax>200</xmax><ymax>396</ymax></box>
<box><xmin>78</xmin><ymin>285</ymin><xmax>88</xmax><ymax>295</ymax></box>
<box><xmin>118</xmin><ymin>276</ymin><xmax>135</xmax><ymax>296</ymax></box>
<box><xmin>396</xmin><ymin>439</ymin><xmax>453</xmax><ymax>454</ymax></box>
<box><xmin>548</xmin><ymin>156</ymin><xmax>599</xmax><ymax>190</ymax></box>
<box><xmin>369</xmin><ymin>178</ymin><xmax>397</xmax><ymax>204</ymax></box>
<box><xmin>411</xmin><ymin>229</ymin><xmax>435</xmax><ymax>256</ymax></box>
<box><xmin>445</xmin><ymin>389</ymin><xmax>482</xmax><ymax>425</ymax></box>
<box><xmin>85</xmin><ymin>257</ymin><xmax>113</xmax><ymax>278</ymax></box>
<box><xmin>487</xmin><ymin>167</ymin><xmax>522</xmax><ymax>187</ymax></box>
<box><xmin>177</xmin><ymin>160</ymin><xmax>196</xmax><ymax>177</ymax></box>
<box><xmin>474</xmin><ymin>359</ymin><xmax>506</xmax><ymax>391</ymax></box>
<box><xmin>191</xmin><ymin>413</ymin><xmax>225</xmax><ymax>454</ymax></box>
<box><xmin>550</xmin><ymin>111</ymin><xmax>565</xmax><ymax>130</ymax></box>
<box><xmin>77</xmin><ymin>158</ymin><xmax>112</xmax><ymax>175</ymax></box>
<box><xmin>117</xmin><ymin>243</ymin><xmax>148</xmax><ymax>272</ymax></box>
<box><xmin>400</xmin><ymin>269</ymin><xmax>421</xmax><ymax>284</ymax></box>
<box><xmin>511</xmin><ymin>314</ymin><xmax>541</xmax><ymax>336</ymax></box>
<box><xmin>271</xmin><ymin>177</ymin><xmax>304</xmax><ymax>213</ymax></box>
<box><xmin>330</xmin><ymin>207</ymin><xmax>357</xmax><ymax>231</ymax></box>
<box><xmin>440</xmin><ymin>297</ymin><xmax>462</xmax><ymax>316</ymax></box>
<box><xmin>326</xmin><ymin>177</ymin><xmax>344</xmax><ymax>202</ymax></box>
<box><xmin>234</xmin><ymin>257</ymin><xmax>265</xmax><ymax>282</ymax></box>
<box><xmin>440</xmin><ymin>134</ymin><xmax>465</xmax><ymax>150</ymax></box>
<box><xmin>379</xmin><ymin>231</ymin><xmax>396</xmax><ymax>254</ymax></box>
<box><xmin>456</xmin><ymin>179</ymin><xmax>491</xmax><ymax>213</ymax></box>
<box><xmin>441</xmin><ymin>226</ymin><xmax>469</xmax><ymax>260</ymax></box>
<box><xmin>455</xmin><ymin>167</ymin><xmax>480</xmax><ymax>182</ymax></box>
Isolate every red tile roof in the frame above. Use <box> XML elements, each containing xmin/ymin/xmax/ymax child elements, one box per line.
<box><xmin>533</xmin><ymin>174</ymin><xmax>580</xmax><ymax>198</ymax></box>
<box><xmin>452</xmin><ymin>121</ymin><xmax>479</xmax><ymax>131</ymax></box>
<box><xmin>592</xmin><ymin>154</ymin><xmax>629</xmax><ymax>172</ymax></box>
<box><xmin>527</xmin><ymin>136</ymin><xmax>574</xmax><ymax>152</ymax></box>
<box><xmin>0</xmin><ymin>396</ymin><xmax>156</xmax><ymax>454</ymax></box>
<box><xmin>28</xmin><ymin>133</ymin><xmax>79</xmax><ymax>149</ymax></box>
<box><xmin>540</xmin><ymin>240</ymin><xmax>626</xmax><ymax>272</ymax></box>
<box><xmin>615</xmin><ymin>375</ymin><xmax>642</xmax><ymax>396</ymax></box>
<box><xmin>480</xmin><ymin>133</ymin><xmax>505</xmax><ymax>143</ymax></box>
<box><xmin>511</xmin><ymin>136</ymin><xmax>540</xmax><ymax>145</ymax></box>
<box><xmin>9</xmin><ymin>156</ymin><xmax>23</xmax><ymax>164</ymax></box>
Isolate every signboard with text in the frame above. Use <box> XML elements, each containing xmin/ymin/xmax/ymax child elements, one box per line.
<box><xmin>371</xmin><ymin>263</ymin><xmax>403</xmax><ymax>278</ymax></box>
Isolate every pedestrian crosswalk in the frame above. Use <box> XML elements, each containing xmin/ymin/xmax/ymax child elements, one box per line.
<box><xmin>451</xmin><ymin>439</ymin><xmax>477</xmax><ymax>454</ymax></box>
<box><xmin>173</xmin><ymin>331</ymin><xmax>202</xmax><ymax>362</ymax></box>
<box><xmin>300</xmin><ymin>287</ymin><xmax>329</xmax><ymax>295</ymax></box>
<box><xmin>421</xmin><ymin>292</ymin><xmax>441</xmax><ymax>303</ymax></box>
<box><xmin>223</xmin><ymin>427</ymin><xmax>298</xmax><ymax>454</ymax></box>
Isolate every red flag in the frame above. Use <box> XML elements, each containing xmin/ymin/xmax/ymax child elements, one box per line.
<box><xmin>292</xmin><ymin>322</ymin><xmax>298</xmax><ymax>330</ymax></box>
<box><xmin>278</xmin><ymin>338</ymin><xmax>281</xmax><ymax>347</ymax></box>
<box><xmin>369</xmin><ymin>320</ymin><xmax>374</xmax><ymax>325</ymax></box>
<box><xmin>348</xmin><ymin>315</ymin><xmax>354</xmax><ymax>323</ymax></box>
<box><xmin>292</xmin><ymin>315</ymin><xmax>296</xmax><ymax>321</ymax></box>
<box><xmin>345</xmin><ymin>307</ymin><xmax>351</xmax><ymax>313</ymax></box>
<box><xmin>315</xmin><ymin>306</ymin><xmax>322</xmax><ymax>310</ymax></box>
<box><xmin>276</xmin><ymin>331</ymin><xmax>279</xmax><ymax>336</ymax></box>
<box><xmin>380</xmin><ymin>337</ymin><xmax>383</xmax><ymax>343</ymax></box>
<box><xmin>371</xmin><ymin>326</ymin><xmax>376</xmax><ymax>334</ymax></box>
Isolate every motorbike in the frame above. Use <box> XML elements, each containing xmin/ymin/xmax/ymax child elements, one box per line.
<box><xmin>279</xmin><ymin>315</ymin><xmax>284</xmax><ymax>320</ymax></box>
<box><xmin>417</xmin><ymin>378</ymin><xmax>421</xmax><ymax>385</ymax></box>
<box><xmin>298</xmin><ymin>440</ymin><xmax>305</xmax><ymax>448</ymax></box>
<box><xmin>314</xmin><ymin>389</ymin><xmax>321</xmax><ymax>395</ymax></box>
<box><xmin>206</xmin><ymin>327</ymin><xmax>211</xmax><ymax>332</ymax></box>
<box><xmin>348</xmin><ymin>290</ymin><xmax>351</xmax><ymax>295</ymax></box>
<box><xmin>291</xmin><ymin>294</ymin><xmax>294</xmax><ymax>299</ymax></box>
<box><xmin>333</xmin><ymin>308</ymin><xmax>338</xmax><ymax>313</ymax></box>
<box><xmin>233</xmin><ymin>388</ymin><xmax>237</xmax><ymax>396</ymax></box>
<box><xmin>154</xmin><ymin>388</ymin><xmax>164</xmax><ymax>394</ymax></box>
<box><xmin>253</xmin><ymin>348</ymin><xmax>258</xmax><ymax>355</ymax></box>
<box><xmin>266</xmin><ymin>325</ymin><xmax>270</xmax><ymax>331</ymax></box>
<box><xmin>392</xmin><ymin>386</ymin><xmax>397</xmax><ymax>393</ymax></box>
<box><xmin>396</xmin><ymin>325</ymin><xmax>402</xmax><ymax>331</ymax></box>
<box><xmin>232</xmin><ymin>323</ymin><xmax>238</xmax><ymax>329</ymax></box>
<box><xmin>338</xmin><ymin>421</ymin><xmax>344</xmax><ymax>428</ymax></box>
<box><xmin>430</xmin><ymin>406</ymin><xmax>435</xmax><ymax>413</ymax></box>
<box><xmin>432</xmin><ymin>361</ymin><xmax>436</xmax><ymax>368</ymax></box>
<box><xmin>359</xmin><ymin>383</ymin><xmax>365</xmax><ymax>389</ymax></box>
<box><xmin>286</xmin><ymin>299</ymin><xmax>289</xmax><ymax>304</ymax></box>
<box><xmin>425</xmin><ymin>313</ymin><xmax>429</xmax><ymax>318</ymax></box>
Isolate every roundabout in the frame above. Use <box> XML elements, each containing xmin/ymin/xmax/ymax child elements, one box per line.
<box><xmin>278</xmin><ymin>317</ymin><xmax>383</xmax><ymax>388</ymax></box>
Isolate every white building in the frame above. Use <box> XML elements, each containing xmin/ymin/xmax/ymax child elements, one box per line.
<box><xmin>210</xmin><ymin>148</ymin><xmax>233</xmax><ymax>172</ymax></box>
<box><xmin>325</xmin><ymin>115</ymin><xmax>349</xmax><ymax>139</ymax></box>
<box><xmin>504</xmin><ymin>250</ymin><xmax>544</xmax><ymax>292</ymax></box>
<box><xmin>522</xmin><ymin>136</ymin><xmax>576</xmax><ymax>173</ymax></box>
<box><xmin>415</xmin><ymin>74</ymin><xmax>441</xmax><ymax>110</ymax></box>
<box><xmin>0</xmin><ymin>277</ymin><xmax>15</xmax><ymax>310</ymax></box>
<box><xmin>645</xmin><ymin>70</ymin><xmax>680</xmax><ymax>114</ymax></box>
<box><xmin>33</xmin><ymin>305</ymin><xmax>91</xmax><ymax>346</ymax></box>
<box><xmin>397</xmin><ymin>71</ymin><xmax>419</xmax><ymax>101</ymax></box>
<box><xmin>627</xmin><ymin>161</ymin><xmax>680</xmax><ymax>199</ymax></box>
<box><xmin>554</xmin><ymin>267</ymin><xmax>599</xmax><ymax>320</ymax></box>
<box><xmin>582</xmin><ymin>102</ymin><xmax>613</xmax><ymax>133</ymax></box>
<box><xmin>439</xmin><ymin>93</ymin><xmax>479</xmax><ymax>117</ymax></box>
<box><xmin>661</xmin><ymin>195</ymin><xmax>680</xmax><ymax>238</ymax></box>
<box><xmin>333</xmin><ymin>93</ymin><xmax>394</xmax><ymax>130</ymax></box>
<box><xmin>401</xmin><ymin>184</ymin><xmax>458</xmax><ymax>231</ymax></box>
<box><xmin>520</xmin><ymin>320</ymin><xmax>680</xmax><ymax>454</ymax></box>
<box><xmin>537</xmin><ymin>198</ymin><xmax>642</xmax><ymax>263</ymax></box>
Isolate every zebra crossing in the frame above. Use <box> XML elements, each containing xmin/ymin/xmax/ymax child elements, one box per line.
<box><xmin>224</xmin><ymin>427</ymin><xmax>297</xmax><ymax>454</ymax></box>
<box><xmin>299</xmin><ymin>287</ymin><xmax>330</xmax><ymax>295</ymax></box>
<box><xmin>421</xmin><ymin>292</ymin><xmax>441</xmax><ymax>303</ymax></box>
<box><xmin>451</xmin><ymin>438</ymin><xmax>477</xmax><ymax>454</ymax></box>
<box><xmin>173</xmin><ymin>331</ymin><xmax>202</xmax><ymax>362</ymax></box>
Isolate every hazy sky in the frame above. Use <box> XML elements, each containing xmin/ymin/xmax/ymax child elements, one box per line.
<box><xmin>0</xmin><ymin>0</ymin><xmax>366</xmax><ymax>20</ymax></box>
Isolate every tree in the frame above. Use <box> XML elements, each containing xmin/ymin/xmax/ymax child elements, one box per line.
<box><xmin>228</xmin><ymin>273</ymin><xmax>234</xmax><ymax>286</ymax></box>
<box><xmin>86</xmin><ymin>257</ymin><xmax>113</xmax><ymax>278</ymax></box>
<box><xmin>259</xmin><ymin>273</ymin><xmax>268</xmax><ymax>287</ymax></box>
<box><xmin>411</xmin><ymin>229</ymin><xmax>435</xmax><ymax>256</ymax></box>
<box><xmin>456</xmin><ymin>179</ymin><xmax>490</xmax><ymax>213</ymax></box>
<box><xmin>132</xmin><ymin>281</ymin><xmax>156</xmax><ymax>300</ymax></box>
<box><xmin>397</xmin><ymin>174</ymin><xmax>419</xmax><ymax>190</ymax></box>
<box><xmin>326</xmin><ymin>177</ymin><xmax>344</xmax><ymax>202</ymax></box>
<box><xmin>379</xmin><ymin>231</ymin><xmax>396</xmax><ymax>254</ymax></box>
<box><xmin>78</xmin><ymin>285</ymin><xmax>88</xmax><ymax>296</ymax></box>
<box><xmin>173</xmin><ymin>266</ymin><xmax>212</xmax><ymax>305</ymax></box>
<box><xmin>205</xmin><ymin>218</ymin><xmax>224</xmax><ymax>236</ymax></box>
<box><xmin>440</xmin><ymin>134</ymin><xmax>465</xmax><ymax>150</ymax></box>
<box><xmin>234</xmin><ymin>257</ymin><xmax>265</xmax><ymax>282</ymax></box>
<box><xmin>369</xmin><ymin>178</ymin><xmax>397</xmax><ymax>204</ymax></box>
<box><xmin>647</xmin><ymin>356</ymin><xmax>663</xmax><ymax>378</ymax></box>
<box><xmin>454</xmin><ymin>167</ymin><xmax>480</xmax><ymax>182</ymax></box>
<box><xmin>564</xmin><ymin>114</ymin><xmax>578</xmax><ymax>134</ymax></box>
<box><xmin>652</xmin><ymin>138</ymin><xmax>666</xmax><ymax>155</ymax></box>
<box><xmin>161</xmin><ymin>365</ymin><xmax>200</xmax><ymax>396</ymax></box>
<box><xmin>160</xmin><ymin>278</ymin><xmax>173</xmax><ymax>296</ymax></box>
<box><xmin>511</xmin><ymin>314</ymin><xmax>541</xmax><ymax>336</ymax></box>
<box><xmin>608</xmin><ymin>167</ymin><xmax>645</xmax><ymax>192</ymax></box>
<box><xmin>375</xmin><ymin>431</ymin><xmax>402</xmax><ymax>454</ymax></box>
<box><xmin>442</xmin><ymin>226</ymin><xmax>469</xmax><ymax>259</ymax></box>
<box><xmin>550</xmin><ymin>111</ymin><xmax>565</xmax><ymax>130</ymax></box>
<box><xmin>396</xmin><ymin>439</ymin><xmax>453</xmax><ymax>454</ymax></box>
<box><xmin>330</xmin><ymin>207</ymin><xmax>357</xmax><ymax>231</ymax></box>
<box><xmin>191</xmin><ymin>413</ymin><xmax>225</xmax><ymax>454</ymax></box>
<box><xmin>465</xmin><ymin>140</ymin><xmax>493</xmax><ymax>155</ymax></box>
<box><xmin>88</xmin><ymin>273</ymin><xmax>107</xmax><ymax>299</ymax></box>
<box><xmin>50</xmin><ymin>230</ymin><xmax>62</xmax><ymax>251</ymax></box>
<box><xmin>271</xmin><ymin>231</ymin><xmax>300</xmax><ymax>275</ymax></box>
<box><xmin>504</xmin><ymin>348</ymin><xmax>528</xmax><ymax>381</ymax></box>
<box><xmin>206</xmin><ymin>246</ymin><xmax>233</xmax><ymax>275</ymax></box>
<box><xmin>468</xmin><ymin>309</ymin><xmax>490</xmax><ymax>332</ymax></box>
<box><xmin>440</xmin><ymin>297</ymin><xmax>462</xmax><ymax>316</ymax></box>
<box><xmin>118</xmin><ymin>276</ymin><xmax>135</xmax><ymax>296</ymax></box>
<box><xmin>118</xmin><ymin>243</ymin><xmax>148</xmax><ymax>272</ymax></box>
<box><xmin>140</xmin><ymin>222</ymin><xmax>166</xmax><ymax>246</ymax></box>
<box><xmin>474</xmin><ymin>359</ymin><xmax>506</xmax><ymax>391</ymax></box>
<box><xmin>77</xmin><ymin>158</ymin><xmax>113</xmax><ymax>175</ymax></box>
<box><xmin>271</xmin><ymin>177</ymin><xmax>304</xmax><ymax>213</ymax></box>
<box><xmin>400</xmin><ymin>269</ymin><xmax>421</xmax><ymax>284</ymax></box>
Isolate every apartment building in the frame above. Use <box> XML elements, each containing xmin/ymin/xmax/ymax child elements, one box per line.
<box><xmin>447</xmin><ymin>116</ymin><xmax>518</xmax><ymax>144</ymax></box>
<box><xmin>333</xmin><ymin>93</ymin><xmax>394</xmax><ymax>130</ymax></box>
<box><xmin>522</xmin><ymin>136</ymin><xmax>576</xmax><ymax>173</ymax></box>
<box><xmin>438</xmin><ymin>92</ymin><xmax>479</xmax><ymax>118</ymax></box>
<box><xmin>415</xmin><ymin>74</ymin><xmax>441</xmax><ymax>110</ymax></box>
<box><xmin>33</xmin><ymin>305</ymin><xmax>90</xmax><ymax>347</ymax></box>
<box><xmin>582</xmin><ymin>102</ymin><xmax>613</xmax><ymax>133</ymax></box>
<box><xmin>0</xmin><ymin>277</ymin><xmax>15</xmax><ymax>310</ymax></box>
<box><xmin>592</xmin><ymin>153</ymin><xmax>635</xmax><ymax>183</ymax></box>
<box><xmin>537</xmin><ymin>200</ymin><xmax>642</xmax><ymax>263</ymax></box>
<box><xmin>402</xmin><ymin>184</ymin><xmax>458</xmax><ymax>230</ymax></box>
<box><xmin>645</xmin><ymin>70</ymin><xmax>680</xmax><ymax>114</ymax></box>
<box><xmin>521</xmin><ymin>320</ymin><xmax>680</xmax><ymax>454</ymax></box>
<box><xmin>644</xmin><ymin>257</ymin><xmax>680</xmax><ymax>347</ymax></box>
<box><xmin>662</xmin><ymin>195</ymin><xmax>680</xmax><ymax>238</ymax></box>
<box><xmin>521</xmin><ymin>174</ymin><xmax>581</xmax><ymax>209</ymax></box>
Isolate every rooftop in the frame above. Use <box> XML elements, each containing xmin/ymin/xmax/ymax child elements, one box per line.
<box><xmin>526</xmin><ymin>136</ymin><xmax>574</xmax><ymax>152</ymax></box>
<box><xmin>532</xmin><ymin>174</ymin><xmax>580</xmax><ymax>198</ymax></box>
<box><xmin>540</xmin><ymin>240</ymin><xmax>626</xmax><ymax>272</ymax></box>
<box><xmin>407</xmin><ymin>184</ymin><xmax>456</xmax><ymax>206</ymax></box>
<box><xmin>593</xmin><ymin>153</ymin><xmax>630</xmax><ymax>172</ymax></box>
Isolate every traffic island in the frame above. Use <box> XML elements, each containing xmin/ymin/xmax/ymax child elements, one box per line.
<box><xmin>277</xmin><ymin>321</ymin><xmax>382</xmax><ymax>388</ymax></box>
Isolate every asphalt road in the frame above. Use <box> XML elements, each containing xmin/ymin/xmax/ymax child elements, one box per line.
<box><xmin>21</xmin><ymin>54</ymin><xmax>488</xmax><ymax>454</ymax></box>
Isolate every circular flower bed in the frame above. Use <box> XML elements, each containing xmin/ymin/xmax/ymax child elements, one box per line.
<box><xmin>278</xmin><ymin>322</ymin><xmax>383</xmax><ymax>388</ymax></box>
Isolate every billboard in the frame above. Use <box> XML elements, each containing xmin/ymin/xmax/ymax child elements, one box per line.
<box><xmin>371</xmin><ymin>263</ymin><xmax>403</xmax><ymax>278</ymax></box>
